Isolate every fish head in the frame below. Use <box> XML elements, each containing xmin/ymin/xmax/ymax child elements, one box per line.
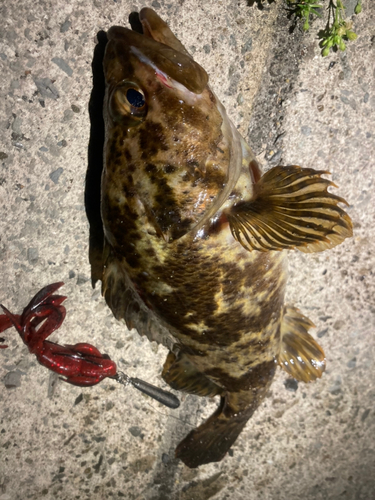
<box><xmin>102</xmin><ymin>8</ymin><xmax>244</xmax><ymax>244</ymax></box>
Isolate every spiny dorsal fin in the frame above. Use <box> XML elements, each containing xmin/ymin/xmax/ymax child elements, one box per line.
<box><xmin>227</xmin><ymin>165</ymin><xmax>353</xmax><ymax>253</ymax></box>
<box><xmin>278</xmin><ymin>305</ymin><xmax>325</xmax><ymax>383</ymax></box>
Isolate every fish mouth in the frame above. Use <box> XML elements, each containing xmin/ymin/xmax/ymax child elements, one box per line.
<box><xmin>106</xmin><ymin>8</ymin><xmax>208</xmax><ymax>94</ymax></box>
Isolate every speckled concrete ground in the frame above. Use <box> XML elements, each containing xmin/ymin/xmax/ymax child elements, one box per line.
<box><xmin>0</xmin><ymin>1</ymin><xmax>374</xmax><ymax>499</ymax></box>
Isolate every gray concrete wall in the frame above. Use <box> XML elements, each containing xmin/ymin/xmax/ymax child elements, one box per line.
<box><xmin>0</xmin><ymin>1</ymin><xmax>374</xmax><ymax>499</ymax></box>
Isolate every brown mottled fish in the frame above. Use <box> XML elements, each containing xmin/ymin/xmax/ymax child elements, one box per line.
<box><xmin>99</xmin><ymin>8</ymin><xmax>352</xmax><ymax>468</ymax></box>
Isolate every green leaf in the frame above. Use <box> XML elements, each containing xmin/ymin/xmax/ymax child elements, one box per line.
<box><xmin>346</xmin><ymin>31</ymin><xmax>358</xmax><ymax>41</ymax></box>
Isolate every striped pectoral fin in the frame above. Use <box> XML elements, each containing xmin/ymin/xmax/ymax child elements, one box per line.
<box><xmin>162</xmin><ymin>351</ymin><xmax>224</xmax><ymax>398</ymax></box>
<box><xmin>226</xmin><ymin>165</ymin><xmax>353</xmax><ymax>253</ymax></box>
<box><xmin>278</xmin><ymin>305</ymin><xmax>326</xmax><ymax>383</ymax></box>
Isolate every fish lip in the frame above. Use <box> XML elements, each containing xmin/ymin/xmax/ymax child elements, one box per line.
<box><xmin>105</xmin><ymin>13</ymin><xmax>208</xmax><ymax>95</ymax></box>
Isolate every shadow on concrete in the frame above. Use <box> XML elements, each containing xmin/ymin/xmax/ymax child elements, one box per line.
<box><xmin>85</xmin><ymin>30</ymin><xmax>107</xmax><ymax>287</ymax></box>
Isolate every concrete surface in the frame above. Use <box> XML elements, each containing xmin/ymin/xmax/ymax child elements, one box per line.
<box><xmin>0</xmin><ymin>1</ymin><xmax>374</xmax><ymax>499</ymax></box>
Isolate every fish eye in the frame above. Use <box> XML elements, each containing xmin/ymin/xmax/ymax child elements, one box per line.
<box><xmin>109</xmin><ymin>81</ymin><xmax>147</xmax><ymax>123</ymax></box>
<box><xmin>126</xmin><ymin>88</ymin><xmax>145</xmax><ymax>108</ymax></box>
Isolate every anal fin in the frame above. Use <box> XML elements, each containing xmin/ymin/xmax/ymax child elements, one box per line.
<box><xmin>278</xmin><ymin>305</ymin><xmax>325</xmax><ymax>383</ymax></box>
<box><xmin>162</xmin><ymin>351</ymin><xmax>224</xmax><ymax>398</ymax></box>
<box><xmin>227</xmin><ymin>165</ymin><xmax>353</xmax><ymax>253</ymax></box>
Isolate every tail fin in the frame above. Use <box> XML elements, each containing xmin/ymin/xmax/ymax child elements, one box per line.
<box><xmin>175</xmin><ymin>360</ymin><xmax>275</xmax><ymax>468</ymax></box>
<box><xmin>175</xmin><ymin>397</ymin><xmax>251</xmax><ymax>468</ymax></box>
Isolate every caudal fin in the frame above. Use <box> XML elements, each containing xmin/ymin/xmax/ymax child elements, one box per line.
<box><xmin>175</xmin><ymin>397</ymin><xmax>251</xmax><ymax>468</ymax></box>
<box><xmin>176</xmin><ymin>361</ymin><xmax>275</xmax><ymax>468</ymax></box>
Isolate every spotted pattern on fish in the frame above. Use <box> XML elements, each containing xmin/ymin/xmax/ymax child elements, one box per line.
<box><xmin>99</xmin><ymin>8</ymin><xmax>353</xmax><ymax>468</ymax></box>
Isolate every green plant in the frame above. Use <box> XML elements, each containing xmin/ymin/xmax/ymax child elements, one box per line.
<box><xmin>286</xmin><ymin>0</ymin><xmax>363</xmax><ymax>56</ymax></box>
<box><xmin>286</xmin><ymin>1</ymin><xmax>323</xmax><ymax>31</ymax></box>
<box><xmin>354</xmin><ymin>1</ymin><xmax>362</xmax><ymax>14</ymax></box>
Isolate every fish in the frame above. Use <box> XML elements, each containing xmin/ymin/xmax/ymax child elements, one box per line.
<box><xmin>97</xmin><ymin>7</ymin><xmax>353</xmax><ymax>468</ymax></box>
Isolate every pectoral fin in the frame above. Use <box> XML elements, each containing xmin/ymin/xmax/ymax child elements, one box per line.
<box><xmin>278</xmin><ymin>306</ymin><xmax>325</xmax><ymax>383</ymax></box>
<box><xmin>227</xmin><ymin>165</ymin><xmax>353</xmax><ymax>253</ymax></box>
